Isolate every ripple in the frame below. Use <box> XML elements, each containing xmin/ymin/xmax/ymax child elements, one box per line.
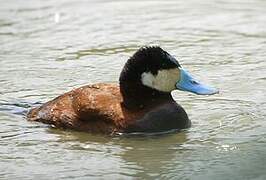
<box><xmin>0</xmin><ymin>21</ymin><xmax>15</xmax><ymax>27</ymax></box>
<box><xmin>65</xmin><ymin>45</ymin><xmax>139</xmax><ymax>59</ymax></box>
<box><xmin>0</xmin><ymin>100</ymin><xmax>41</xmax><ymax>116</ymax></box>
<box><xmin>0</xmin><ymin>131</ymin><xmax>32</xmax><ymax>140</ymax></box>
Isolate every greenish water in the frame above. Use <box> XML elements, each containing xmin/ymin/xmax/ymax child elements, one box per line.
<box><xmin>1</xmin><ymin>0</ymin><xmax>266</xmax><ymax>179</ymax></box>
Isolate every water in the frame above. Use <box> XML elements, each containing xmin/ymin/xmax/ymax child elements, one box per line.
<box><xmin>1</xmin><ymin>0</ymin><xmax>266</xmax><ymax>179</ymax></box>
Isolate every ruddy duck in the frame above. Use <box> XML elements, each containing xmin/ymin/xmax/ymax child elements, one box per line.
<box><xmin>27</xmin><ymin>46</ymin><xmax>218</xmax><ymax>134</ymax></box>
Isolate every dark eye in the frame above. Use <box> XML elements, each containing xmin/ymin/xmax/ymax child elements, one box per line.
<box><xmin>191</xmin><ymin>80</ymin><xmax>199</xmax><ymax>85</ymax></box>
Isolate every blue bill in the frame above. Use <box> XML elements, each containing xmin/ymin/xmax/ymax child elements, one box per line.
<box><xmin>176</xmin><ymin>68</ymin><xmax>219</xmax><ymax>95</ymax></box>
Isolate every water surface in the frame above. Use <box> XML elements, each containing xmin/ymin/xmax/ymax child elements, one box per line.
<box><xmin>1</xmin><ymin>0</ymin><xmax>266</xmax><ymax>179</ymax></box>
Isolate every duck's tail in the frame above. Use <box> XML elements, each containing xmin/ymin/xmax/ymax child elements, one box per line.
<box><xmin>27</xmin><ymin>107</ymin><xmax>41</xmax><ymax>121</ymax></box>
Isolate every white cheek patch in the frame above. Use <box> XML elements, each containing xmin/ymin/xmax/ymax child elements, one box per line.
<box><xmin>141</xmin><ymin>68</ymin><xmax>180</xmax><ymax>92</ymax></box>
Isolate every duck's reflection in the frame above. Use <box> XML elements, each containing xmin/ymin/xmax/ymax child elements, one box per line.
<box><xmin>47</xmin><ymin>128</ymin><xmax>189</xmax><ymax>178</ymax></box>
<box><xmin>114</xmin><ymin>132</ymin><xmax>189</xmax><ymax>178</ymax></box>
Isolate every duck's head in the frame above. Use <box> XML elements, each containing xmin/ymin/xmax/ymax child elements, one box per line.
<box><xmin>120</xmin><ymin>46</ymin><xmax>218</xmax><ymax>97</ymax></box>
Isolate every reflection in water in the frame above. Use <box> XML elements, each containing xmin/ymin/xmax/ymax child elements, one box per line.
<box><xmin>117</xmin><ymin>133</ymin><xmax>189</xmax><ymax>178</ymax></box>
<box><xmin>0</xmin><ymin>0</ymin><xmax>266</xmax><ymax>179</ymax></box>
<box><xmin>46</xmin><ymin>129</ymin><xmax>189</xmax><ymax>178</ymax></box>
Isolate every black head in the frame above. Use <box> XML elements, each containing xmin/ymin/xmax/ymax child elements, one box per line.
<box><xmin>120</xmin><ymin>46</ymin><xmax>181</xmax><ymax>81</ymax></box>
<box><xmin>119</xmin><ymin>46</ymin><xmax>182</xmax><ymax>108</ymax></box>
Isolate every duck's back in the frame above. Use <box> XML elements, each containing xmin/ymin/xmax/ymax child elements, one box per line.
<box><xmin>28</xmin><ymin>83</ymin><xmax>139</xmax><ymax>133</ymax></box>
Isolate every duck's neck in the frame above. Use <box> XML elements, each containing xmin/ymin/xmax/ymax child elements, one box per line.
<box><xmin>119</xmin><ymin>80</ymin><xmax>172</xmax><ymax>110</ymax></box>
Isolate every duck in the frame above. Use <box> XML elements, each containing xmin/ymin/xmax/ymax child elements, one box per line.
<box><xmin>27</xmin><ymin>46</ymin><xmax>218</xmax><ymax>134</ymax></box>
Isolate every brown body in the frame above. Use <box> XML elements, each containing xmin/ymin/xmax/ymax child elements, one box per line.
<box><xmin>27</xmin><ymin>83</ymin><xmax>188</xmax><ymax>134</ymax></box>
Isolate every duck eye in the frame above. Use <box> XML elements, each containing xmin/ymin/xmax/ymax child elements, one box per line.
<box><xmin>190</xmin><ymin>80</ymin><xmax>199</xmax><ymax>85</ymax></box>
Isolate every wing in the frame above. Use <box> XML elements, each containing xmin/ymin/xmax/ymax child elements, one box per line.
<box><xmin>71</xmin><ymin>84</ymin><xmax>125</xmax><ymax>132</ymax></box>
